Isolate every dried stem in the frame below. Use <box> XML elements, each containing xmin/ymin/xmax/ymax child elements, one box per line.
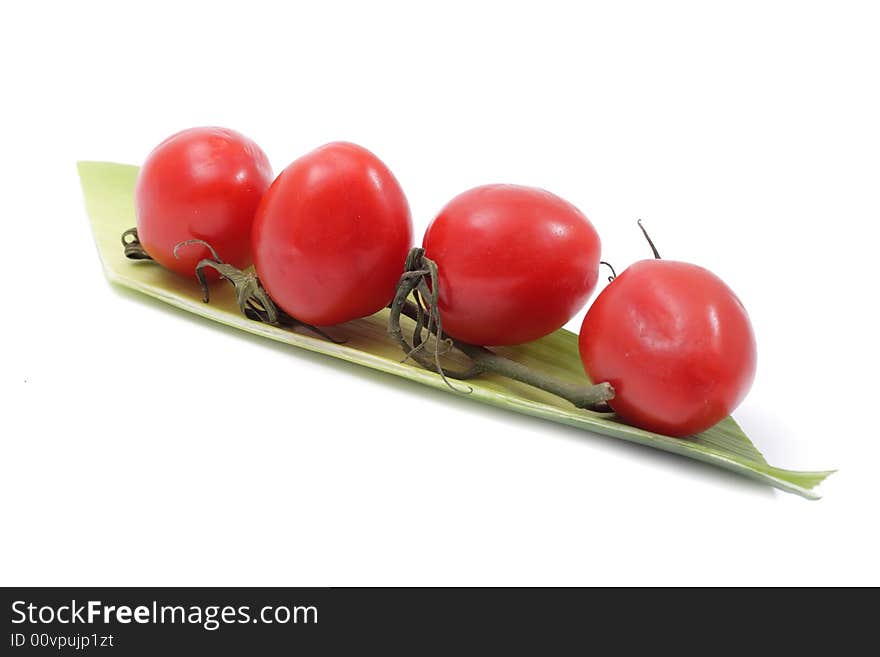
<box><xmin>121</xmin><ymin>227</ymin><xmax>152</xmax><ymax>261</ymax></box>
<box><xmin>389</xmin><ymin>248</ymin><xmax>615</xmax><ymax>411</ymax></box>
<box><xmin>172</xmin><ymin>239</ymin><xmax>341</xmax><ymax>342</ymax></box>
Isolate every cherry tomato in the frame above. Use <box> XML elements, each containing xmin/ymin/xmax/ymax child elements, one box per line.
<box><xmin>579</xmin><ymin>260</ymin><xmax>757</xmax><ymax>437</ymax></box>
<box><xmin>252</xmin><ymin>142</ymin><xmax>412</xmax><ymax>326</ymax></box>
<box><xmin>134</xmin><ymin>127</ymin><xmax>273</xmax><ymax>278</ymax></box>
<box><xmin>422</xmin><ymin>184</ymin><xmax>601</xmax><ymax>346</ymax></box>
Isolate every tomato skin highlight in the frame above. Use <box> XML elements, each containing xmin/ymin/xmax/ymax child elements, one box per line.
<box><xmin>422</xmin><ymin>184</ymin><xmax>601</xmax><ymax>346</ymax></box>
<box><xmin>252</xmin><ymin>142</ymin><xmax>413</xmax><ymax>326</ymax></box>
<box><xmin>578</xmin><ymin>260</ymin><xmax>757</xmax><ymax>437</ymax></box>
<box><xmin>134</xmin><ymin>127</ymin><xmax>273</xmax><ymax>278</ymax></box>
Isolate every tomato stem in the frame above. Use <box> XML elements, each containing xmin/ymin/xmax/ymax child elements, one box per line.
<box><xmin>457</xmin><ymin>341</ymin><xmax>615</xmax><ymax>410</ymax></box>
<box><xmin>388</xmin><ymin>248</ymin><xmax>615</xmax><ymax>411</ymax></box>
<box><xmin>599</xmin><ymin>261</ymin><xmax>617</xmax><ymax>282</ymax></box>
<box><xmin>121</xmin><ymin>227</ymin><xmax>153</xmax><ymax>261</ymax></box>
<box><xmin>637</xmin><ymin>219</ymin><xmax>662</xmax><ymax>259</ymax></box>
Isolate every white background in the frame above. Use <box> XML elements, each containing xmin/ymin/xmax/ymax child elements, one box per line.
<box><xmin>2</xmin><ymin>1</ymin><xmax>878</xmax><ymax>585</ymax></box>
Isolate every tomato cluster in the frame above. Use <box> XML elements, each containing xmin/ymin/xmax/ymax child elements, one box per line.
<box><xmin>132</xmin><ymin>126</ymin><xmax>757</xmax><ymax>437</ymax></box>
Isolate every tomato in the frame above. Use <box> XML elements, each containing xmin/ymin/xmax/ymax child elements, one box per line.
<box><xmin>134</xmin><ymin>127</ymin><xmax>273</xmax><ymax>278</ymax></box>
<box><xmin>252</xmin><ymin>142</ymin><xmax>412</xmax><ymax>326</ymax></box>
<box><xmin>422</xmin><ymin>184</ymin><xmax>601</xmax><ymax>346</ymax></box>
<box><xmin>578</xmin><ymin>260</ymin><xmax>757</xmax><ymax>437</ymax></box>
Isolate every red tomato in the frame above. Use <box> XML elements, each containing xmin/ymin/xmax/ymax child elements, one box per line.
<box><xmin>579</xmin><ymin>260</ymin><xmax>757</xmax><ymax>437</ymax></box>
<box><xmin>252</xmin><ymin>142</ymin><xmax>412</xmax><ymax>326</ymax></box>
<box><xmin>134</xmin><ymin>127</ymin><xmax>273</xmax><ymax>278</ymax></box>
<box><xmin>422</xmin><ymin>185</ymin><xmax>601</xmax><ymax>345</ymax></box>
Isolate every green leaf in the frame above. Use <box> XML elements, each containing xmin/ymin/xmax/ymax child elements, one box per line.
<box><xmin>78</xmin><ymin>161</ymin><xmax>835</xmax><ymax>499</ymax></box>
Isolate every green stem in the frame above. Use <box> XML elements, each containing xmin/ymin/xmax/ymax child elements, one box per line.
<box><xmin>458</xmin><ymin>343</ymin><xmax>615</xmax><ymax>410</ymax></box>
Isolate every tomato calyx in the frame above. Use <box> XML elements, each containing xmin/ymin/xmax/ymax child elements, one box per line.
<box><xmin>121</xmin><ymin>227</ymin><xmax>153</xmax><ymax>261</ymax></box>
<box><xmin>389</xmin><ymin>248</ymin><xmax>615</xmax><ymax>411</ymax></box>
<box><xmin>173</xmin><ymin>239</ymin><xmax>276</xmax><ymax>320</ymax></box>
<box><xmin>169</xmin><ymin>239</ymin><xmax>341</xmax><ymax>343</ymax></box>
<box><xmin>389</xmin><ymin>248</ymin><xmax>480</xmax><ymax>391</ymax></box>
